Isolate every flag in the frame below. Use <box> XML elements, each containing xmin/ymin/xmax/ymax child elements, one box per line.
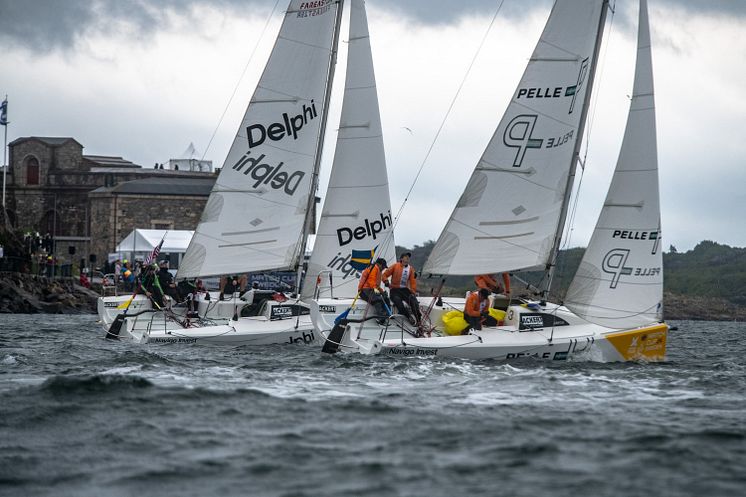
<box><xmin>349</xmin><ymin>248</ymin><xmax>375</xmax><ymax>271</ymax></box>
<box><xmin>0</xmin><ymin>99</ymin><xmax>7</xmax><ymax>126</ymax></box>
<box><xmin>144</xmin><ymin>237</ymin><xmax>164</xmax><ymax>265</ymax></box>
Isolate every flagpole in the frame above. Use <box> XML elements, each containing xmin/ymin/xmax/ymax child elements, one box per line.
<box><xmin>2</xmin><ymin>95</ymin><xmax>7</xmax><ymax>208</ymax></box>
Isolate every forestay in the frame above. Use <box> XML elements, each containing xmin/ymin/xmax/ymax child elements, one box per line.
<box><xmin>424</xmin><ymin>0</ymin><xmax>605</xmax><ymax>276</ymax></box>
<box><xmin>179</xmin><ymin>0</ymin><xmax>340</xmax><ymax>279</ymax></box>
<box><xmin>302</xmin><ymin>0</ymin><xmax>396</xmax><ymax>299</ymax></box>
<box><xmin>565</xmin><ymin>0</ymin><xmax>663</xmax><ymax>329</ymax></box>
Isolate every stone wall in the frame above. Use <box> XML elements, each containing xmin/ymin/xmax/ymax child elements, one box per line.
<box><xmin>89</xmin><ymin>193</ymin><xmax>208</xmax><ymax>265</ymax></box>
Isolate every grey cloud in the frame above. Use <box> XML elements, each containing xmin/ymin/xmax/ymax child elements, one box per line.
<box><xmin>0</xmin><ymin>0</ymin><xmax>266</xmax><ymax>53</ymax></box>
<box><xmin>1</xmin><ymin>0</ymin><xmax>744</xmax><ymax>53</ymax></box>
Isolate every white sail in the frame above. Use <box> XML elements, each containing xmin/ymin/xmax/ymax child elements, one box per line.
<box><xmin>424</xmin><ymin>0</ymin><xmax>605</xmax><ymax>276</ymax></box>
<box><xmin>302</xmin><ymin>0</ymin><xmax>396</xmax><ymax>299</ymax></box>
<box><xmin>179</xmin><ymin>0</ymin><xmax>340</xmax><ymax>279</ymax></box>
<box><xmin>565</xmin><ymin>0</ymin><xmax>662</xmax><ymax>329</ymax></box>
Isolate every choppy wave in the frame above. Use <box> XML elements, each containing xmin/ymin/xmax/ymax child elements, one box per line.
<box><xmin>38</xmin><ymin>373</ymin><xmax>154</xmax><ymax>394</ymax></box>
<box><xmin>0</xmin><ymin>316</ymin><xmax>744</xmax><ymax>497</ymax></box>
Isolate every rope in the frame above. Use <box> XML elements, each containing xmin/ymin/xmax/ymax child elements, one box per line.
<box><xmin>387</xmin><ymin>0</ymin><xmax>506</xmax><ymax>242</ymax></box>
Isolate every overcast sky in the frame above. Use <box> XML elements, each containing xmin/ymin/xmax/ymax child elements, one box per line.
<box><xmin>1</xmin><ymin>0</ymin><xmax>744</xmax><ymax>252</ymax></box>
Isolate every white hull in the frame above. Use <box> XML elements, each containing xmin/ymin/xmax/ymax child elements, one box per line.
<box><xmin>100</xmin><ymin>292</ymin><xmax>317</xmax><ymax>346</ymax></box>
<box><xmin>97</xmin><ymin>292</ymin><xmax>237</xmax><ymax>328</ymax></box>
<box><xmin>310</xmin><ymin>298</ymin><xmax>667</xmax><ymax>362</ymax></box>
<box><xmin>120</xmin><ymin>314</ymin><xmax>318</xmax><ymax>346</ymax></box>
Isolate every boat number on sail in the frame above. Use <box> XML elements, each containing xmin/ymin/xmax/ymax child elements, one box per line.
<box><xmin>503</xmin><ymin>114</ymin><xmax>574</xmax><ymax>167</ymax></box>
<box><xmin>602</xmin><ymin>249</ymin><xmax>660</xmax><ymax>288</ymax></box>
<box><xmin>515</xmin><ymin>57</ymin><xmax>589</xmax><ymax>114</ymax></box>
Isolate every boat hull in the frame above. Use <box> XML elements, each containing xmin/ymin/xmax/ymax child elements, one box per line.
<box><xmin>126</xmin><ymin>315</ymin><xmax>319</xmax><ymax>346</ymax></box>
<box><xmin>101</xmin><ymin>293</ymin><xmax>316</xmax><ymax>346</ymax></box>
<box><xmin>310</xmin><ymin>298</ymin><xmax>667</xmax><ymax>362</ymax></box>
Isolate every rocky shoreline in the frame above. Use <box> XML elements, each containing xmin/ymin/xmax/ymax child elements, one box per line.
<box><xmin>0</xmin><ymin>272</ymin><xmax>99</xmax><ymax>314</ymax></box>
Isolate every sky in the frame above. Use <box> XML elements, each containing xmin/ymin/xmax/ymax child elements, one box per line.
<box><xmin>1</xmin><ymin>0</ymin><xmax>744</xmax><ymax>253</ymax></box>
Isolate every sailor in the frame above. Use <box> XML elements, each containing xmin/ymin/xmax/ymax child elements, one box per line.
<box><xmin>383</xmin><ymin>251</ymin><xmax>421</xmax><ymax>326</ymax></box>
<box><xmin>141</xmin><ymin>263</ymin><xmax>164</xmax><ymax>308</ymax></box>
<box><xmin>474</xmin><ymin>273</ymin><xmax>511</xmax><ymax>295</ymax></box>
<box><xmin>463</xmin><ymin>288</ymin><xmax>494</xmax><ymax>333</ymax></box>
<box><xmin>157</xmin><ymin>260</ymin><xmax>178</xmax><ymax>301</ymax></box>
<box><xmin>358</xmin><ymin>258</ymin><xmax>390</xmax><ymax>324</ymax></box>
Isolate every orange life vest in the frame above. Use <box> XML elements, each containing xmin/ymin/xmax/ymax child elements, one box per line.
<box><xmin>358</xmin><ymin>264</ymin><xmax>381</xmax><ymax>291</ymax></box>
<box><xmin>464</xmin><ymin>292</ymin><xmax>488</xmax><ymax>317</ymax></box>
<box><xmin>383</xmin><ymin>262</ymin><xmax>417</xmax><ymax>292</ymax></box>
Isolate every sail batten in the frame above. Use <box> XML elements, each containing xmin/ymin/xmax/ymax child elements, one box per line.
<box><xmin>566</xmin><ymin>0</ymin><xmax>663</xmax><ymax>329</ymax></box>
<box><xmin>423</xmin><ymin>0</ymin><xmax>607</xmax><ymax>277</ymax></box>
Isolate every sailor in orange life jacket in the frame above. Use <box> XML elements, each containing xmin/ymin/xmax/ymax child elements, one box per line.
<box><xmin>463</xmin><ymin>288</ymin><xmax>498</xmax><ymax>334</ymax></box>
<box><xmin>382</xmin><ymin>251</ymin><xmax>421</xmax><ymax>326</ymax></box>
<box><xmin>474</xmin><ymin>273</ymin><xmax>511</xmax><ymax>295</ymax></box>
<box><xmin>358</xmin><ymin>258</ymin><xmax>391</xmax><ymax>325</ymax></box>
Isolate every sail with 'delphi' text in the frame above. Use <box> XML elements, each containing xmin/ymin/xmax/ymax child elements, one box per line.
<box><xmin>565</xmin><ymin>0</ymin><xmax>663</xmax><ymax>329</ymax></box>
<box><xmin>424</xmin><ymin>0</ymin><xmax>607</xmax><ymax>276</ymax></box>
<box><xmin>179</xmin><ymin>1</ymin><xmax>341</xmax><ymax>279</ymax></box>
<box><xmin>301</xmin><ymin>0</ymin><xmax>396</xmax><ymax>300</ymax></box>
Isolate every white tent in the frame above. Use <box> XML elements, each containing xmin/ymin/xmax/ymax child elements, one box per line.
<box><xmin>114</xmin><ymin>229</ymin><xmax>194</xmax><ymax>266</ymax></box>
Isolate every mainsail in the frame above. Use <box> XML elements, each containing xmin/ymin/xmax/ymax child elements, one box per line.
<box><xmin>179</xmin><ymin>1</ymin><xmax>341</xmax><ymax>279</ymax></box>
<box><xmin>302</xmin><ymin>0</ymin><xmax>396</xmax><ymax>299</ymax></box>
<box><xmin>565</xmin><ymin>0</ymin><xmax>663</xmax><ymax>329</ymax></box>
<box><xmin>424</xmin><ymin>0</ymin><xmax>606</xmax><ymax>276</ymax></box>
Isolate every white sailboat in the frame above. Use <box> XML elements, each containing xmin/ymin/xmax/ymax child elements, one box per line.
<box><xmin>312</xmin><ymin>0</ymin><xmax>668</xmax><ymax>362</ymax></box>
<box><xmin>101</xmin><ymin>0</ymin><xmax>396</xmax><ymax>345</ymax></box>
<box><xmin>301</xmin><ymin>0</ymin><xmax>397</xmax><ymax>302</ymax></box>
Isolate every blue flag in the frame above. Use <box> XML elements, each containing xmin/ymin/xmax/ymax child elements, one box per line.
<box><xmin>0</xmin><ymin>99</ymin><xmax>7</xmax><ymax>126</ymax></box>
<box><xmin>349</xmin><ymin>248</ymin><xmax>375</xmax><ymax>271</ymax></box>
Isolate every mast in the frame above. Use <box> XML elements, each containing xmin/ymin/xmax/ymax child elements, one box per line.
<box><xmin>542</xmin><ymin>0</ymin><xmax>610</xmax><ymax>298</ymax></box>
<box><xmin>294</xmin><ymin>0</ymin><xmax>345</xmax><ymax>295</ymax></box>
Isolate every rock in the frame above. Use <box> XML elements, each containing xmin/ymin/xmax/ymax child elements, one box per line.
<box><xmin>0</xmin><ymin>272</ymin><xmax>97</xmax><ymax>314</ymax></box>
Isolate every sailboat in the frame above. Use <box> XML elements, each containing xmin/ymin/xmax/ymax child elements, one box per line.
<box><xmin>312</xmin><ymin>0</ymin><xmax>668</xmax><ymax>361</ymax></box>
<box><xmin>100</xmin><ymin>0</ymin><xmax>397</xmax><ymax>345</ymax></box>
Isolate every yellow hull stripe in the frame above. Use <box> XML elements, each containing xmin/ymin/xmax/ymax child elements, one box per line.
<box><xmin>605</xmin><ymin>323</ymin><xmax>668</xmax><ymax>361</ymax></box>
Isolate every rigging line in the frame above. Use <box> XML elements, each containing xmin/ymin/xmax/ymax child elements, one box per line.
<box><xmin>358</xmin><ymin>0</ymin><xmax>506</xmax><ymax>270</ymax></box>
<box><xmin>555</xmin><ymin>4</ymin><xmax>616</xmax><ymax>286</ymax></box>
<box><xmin>200</xmin><ymin>0</ymin><xmax>282</xmax><ymax>162</ymax></box>
<box><xmin>583</xmin><ymin>0</ymin><xmax>616</xmax><ymax>162</ymax></box>
<box><xmin>388</xmin><ymin>0</ymin><xmax>506</xmax><ymax>235</ymax></box>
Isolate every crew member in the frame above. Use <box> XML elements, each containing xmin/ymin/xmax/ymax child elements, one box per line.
<box><xmin>219</xmin><ymin>274</ymin><xmax>247</xmax><ymax>300</ymax></box>
<box><xmin>157</xmin><ymin>260</ymin><xmax>179</xmax><ymax>301</ymax></box>
<box><xmin>383</xmin><ymin>251</ymin><xmax>421</xmax><ymax>326</ymax></box>
<box><xmin>141</xmin><ymin>263</ymin><xmax>165</xmax><ymax>308</ymax></box>
<box><xmin>474</xmin><ymin>273</ymin><xmax>511</xmax><ymax>295</ymax></box>
<box><xmin>358</xmin><ymin>258</ymin><xmax>389</xmax><ymax>324</ymax></box>
<box><xmin>463</xmin><ymin>288</ymin><xmax>496</xmax><ymax>334</ymax></box>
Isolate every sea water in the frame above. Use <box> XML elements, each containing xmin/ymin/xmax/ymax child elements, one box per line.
<box><xmin>1</xmin><ymin>315</ymin><xmax>744</xmax><ymax>497</ymax></box>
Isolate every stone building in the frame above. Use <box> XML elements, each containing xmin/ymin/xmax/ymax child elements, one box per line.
<box><xmin>4</xmin><ymin>136</ymin><xmax>215</xmax><ymax>268</ymax></box>
<box><xmin>89</xmin><ymin>177</ymin><xmax>213</xmax><ymax>263</ymax></box>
